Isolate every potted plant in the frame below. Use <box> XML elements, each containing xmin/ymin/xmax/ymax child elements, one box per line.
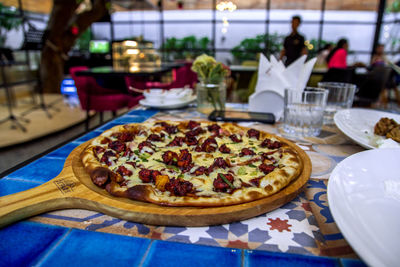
<box><xmin>191</xmin><ymin>54</ymin><xmax>230</xmax><ymax>114</ymax></box>
<box><xmin>231</xmin><ymin>33</ymin><xmax>284</xmax><ymax>63</ymax></box>
<box><xmin>161</xmin><ymin>36</ymin><xmax>211</xmax><ymax>61</ymax></box>
<box><xmin>0</xmin><ymin>3</ymin><xmax>22</xmax><ymax>47</ymax></box>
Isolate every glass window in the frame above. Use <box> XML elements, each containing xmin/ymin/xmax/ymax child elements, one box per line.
<box><xmin>216</xmin><ymin>22</ymin><xmax>266</xmax><ymax>64</ymax></box>
<box><xmin>92</xmin><ymin>23</ymin><xmax>112</xmax><ymax>41</ymax></box>
<box><xmin>322</xmin><ymin>24</ymin><xmax>374</xmax><ymax>53</ymax></box>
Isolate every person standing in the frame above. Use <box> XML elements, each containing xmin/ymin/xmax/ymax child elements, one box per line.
<box><xmin>280</xmin><ymin>15</ymin><xmax>307</xmax><ymax>66</ymax></box>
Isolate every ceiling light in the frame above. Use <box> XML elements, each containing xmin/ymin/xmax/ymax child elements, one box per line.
<box><xmin>216</xmin><ymin>1</ymin><xmax>237</xmax><ymax>12</ymax></box>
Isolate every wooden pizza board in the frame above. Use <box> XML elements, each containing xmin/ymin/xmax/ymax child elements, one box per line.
<box><xmin>0</xmin><ymin>138</ymin><xmax>311</xmax><ymax>228</ymax></box>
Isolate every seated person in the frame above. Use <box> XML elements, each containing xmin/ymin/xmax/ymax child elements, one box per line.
<box><xmin>326</xmin><ymin>39</ymin><xmax>348</xmax><ymax>69</ymax></box>
<box><xmin>315</xmin><ymin>43</ymin><xmax>333</xmax><ymax>68</ymax></box>
<box><xmin>370</xmin><ymin>43</ymin><xmax>387</xmax><ymax>68</ymax></box>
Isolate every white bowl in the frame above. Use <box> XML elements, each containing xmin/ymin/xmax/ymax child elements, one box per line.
<box><xmin>143</xmin><ymin>88</ymin><xmax>165</xmax><ymax>98</ymax></box>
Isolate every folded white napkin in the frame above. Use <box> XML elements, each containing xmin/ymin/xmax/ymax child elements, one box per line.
<box><xmin>249</xmin><ymin>54</ymin><xmax>317</xmax><ymax>118</ymax></box>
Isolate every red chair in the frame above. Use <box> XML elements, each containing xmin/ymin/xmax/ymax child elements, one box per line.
<box><xmin>70</xmin><ymin>66</ymin><xmax>143</xmax><ymax>130</ymax></box>
<box><xmin>125</xmin><ymin>62</ymin><xmax>198</xmax><ymax>91</ymax></box>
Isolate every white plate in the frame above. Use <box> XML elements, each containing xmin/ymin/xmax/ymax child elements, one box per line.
<box><xmin>334</xmin><ymin>108</ymin><xmax>400</xmax><ymax>149</ymax></box>
<box><xmin>139</xmin><ymin>95</ymin><xmax>196</xmax><ymax>109</ymax></box>
<box><xmin>328</xmin><ymin>148</ymin><xmax>400</xmax><ymax>267</ymax></box>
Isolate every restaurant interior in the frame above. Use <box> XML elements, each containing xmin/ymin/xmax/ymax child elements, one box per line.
<box><xmin>0</xmin><ymin>0</ymin><xmax>400</xmax><ymax>266</ymax></box>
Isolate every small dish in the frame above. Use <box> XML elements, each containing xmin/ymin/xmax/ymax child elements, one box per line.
<box><xmin>334</xmin><ymin>108</ymin><xmax>400</xmax><ymax>149</ymax></box>
<box><xmin>140</xmin><ymin>95</ymin><xmax>196</xmax><ymax>109</ymax></box>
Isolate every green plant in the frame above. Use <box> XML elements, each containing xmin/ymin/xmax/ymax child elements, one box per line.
<box><xmin>308</xmin><ymin>39</ymin><xmax>332</xmax><ymax>57</ymax></box>
<box><xmin>231</xmin><ymin>33</ymin><xmax>284</xmax><ymax>62</ymax></box>
<box><xmin>0</xmin><ymin>3</ymin><xmax>22</xmax><ymax>47</ymax></box>
<box><xmin>161</xmin><ymin>35</ymin><xmax>211</xmax><ymax>61</ymax></box>
<box><xmin>74</xmin><ymin>28</ymin><xmax>91</xmax><ymax>51</ymax></box>
<box><xmin>387</xmin><ymin>0</ymin><xmax>400</xmax><ymax>12</ymax></box>
<box><xmin>386</xmin><ymin>0</ymin><xmax>400</xmax><ymax>52</ymax></box>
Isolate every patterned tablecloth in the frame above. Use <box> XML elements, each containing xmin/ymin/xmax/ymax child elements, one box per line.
<box><xmin>16</xmin><ymin>105</ymin><xmax>366</xmax><ymax>259</ymax></box>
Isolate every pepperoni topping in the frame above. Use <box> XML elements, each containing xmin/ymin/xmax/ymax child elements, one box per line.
<box><xmin>184</xmin><ymin>135</ymin><xmax>198</xmax><ymax>146</ymax></box>
<box><xmin>259</xmin><ymin>163</ymin><xmax>276</xmax><ymax>174</ymax></box>
<box><xmin>109</xmin><ymin>140</ymin><xmax>126</xmax><ymax>153</ymax></box>
<box><xmin>186</xmin><ymin>127</ymin><xmax>205</xmax><ymax>137</ymax></box>
<box><xmin>247</xmin><ymin>129</ymin><xmax>260</xmax><ymax>140</ymax></box>
<box><xmin>93</xmin><ymin>146</ymin><xmax>105</xmax><ymax>154</ymax></box>
<box><xmin>101</xmin><ymin>137</ymin><xmax>111</xmax><ymax>144</ymax></box>
<box><xmin>157</xmin><ymin>122</ymin><xmax>178</xmax><ymax>134</ymax></box>
<box><xmin>177</xmin><ymin>149</ymin><xmax>192</xmax><ymax>169</ymax></box>
<box><xmin>207</xmin><ymin>124</ymin><xmax>221</xmax><ymax>133</ymax></box>
<box><xmin>100</xmin><ymin>150</ymin><xmax>116</xmax><ymax>166</ymax></box>
<box><xmin>212</xmin><ymin>157</ymin><xmax>229</xmax><ymax>169</ymax></box>
<box><xmin>168</xmin><ymin>136</ymin><xmax>185</xmax><ymax>147</ymax></box>
<box><xmin>139</xmin><ymin>169</ymin><xmax>161</xmax><ymax>183</ymax></box>
<box><xmin>147</xmin><ymin>133</ymin><xmax>163</xmax><ymax>142</ymax></box>
<box><xmin>126</xmin><ymin>162</ymin><xmax>136</xmax><ymax>168</ymax></box>
<box><xmin>122</xmin><ymin>148</ymin><xmax>133</xmax><ymax>157</ymax></box>
<box><xmin>239</xmin><ymin>148</ymin><xmax>256</xmax><ymax>157</ymax></box>
<box><xmin>138</xmin><ymin>141</ymin><xmax>153</xmax><ymax>151</ymax></box>
<box><xmin>260</xmin><ymin>138</ymin><xmax>282</xmax><ymax>149</ymax></box>
<box><xmin>229</xmin><ymin>134</ymin><xmax>242</xmax><ymax>143</ymax></box>
<box><xmin>162</xmin><ymin>151</ymin><xmax>179</xmax><ymax>165</ymax></box>
<box><xmin>165</xmin><ymin>178</ymin><xmax>194</xmax><ymax>196</ymax></box>
<box><xmin>262</xmin><ymin>155</ymin><xmax>277</xmax><ymax>164</ymax></box>
<box><xmin>191</xmin><ymin>166</ymin><xmax>209</xmax><ymax>176</ymax></box>
<box><xmin>116</xmin><ymin>166</ymin><xmax>132</xmax><ymax>177</ymax></box>
<box><xmin>218</xmin><ymin>144</ymin><xmax>231</xmax><ymax>154</ymax></box>
<box><xmin>187</xmin><ymin>120</ymin><xmax>201</xmax><ymax>130</ymax></box>
<box><xmin>112</xmin><ymin>132</ymin><xmax>135</xmax><ymax>142</ymax></box>
<box><xmin>138</xmin><ymin>169</ymin><xmax>152</xmax><ymax>183</ymax></box>
<box><xmin>250</xmin><ymin>176</ymin><xmax>263</xmax><ymax>187</ymax></box>
<box><xmin>261</xmin><ymin>150</ymin><xmax>278</xmax><ymax>157</ymax></box>
<box><xmin>213</xmin><ymin>173</ymin><xmax>234</xmax><ymax>193</ymax></box>
<box><xmin>196</xmin><ymin>137</ymin><xmax>218</xmax><ymax>153</ymax></box>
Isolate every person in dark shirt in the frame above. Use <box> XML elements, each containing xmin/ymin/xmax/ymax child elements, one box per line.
<box><xmin>280</xmin><ymin>15</ymin><xmax>307</xmax><ymax>66</ymax></box>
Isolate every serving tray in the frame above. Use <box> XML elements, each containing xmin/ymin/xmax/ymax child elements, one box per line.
<box><xmin>0</xmin><ymin>138</ymin><xmax>311</xmax><ymax>228</ymax></box>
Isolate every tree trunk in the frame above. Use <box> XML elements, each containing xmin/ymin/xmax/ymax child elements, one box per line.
<box><xmin>40</xmin><ymin>0</ymin><xmax>108</xmax><ymax>93</ymax></box>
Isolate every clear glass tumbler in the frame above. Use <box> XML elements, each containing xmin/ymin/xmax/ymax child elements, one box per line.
<box><xmin>317</xmin><ymin>82</ymin><xmax>357</xmax><ymax>125</ymax></box>
<box><xmin>282</xmin><ymin>87</ymin><xmax>328</xmax><ymax>137</ymax></box>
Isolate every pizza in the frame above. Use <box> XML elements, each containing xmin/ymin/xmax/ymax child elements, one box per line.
<box><xmin>81</xmin><ymin>121</ymin><xmax>303</xmax><ymax>207</ymax></box>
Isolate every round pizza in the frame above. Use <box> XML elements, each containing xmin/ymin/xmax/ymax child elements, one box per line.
<box><xmin>81</xmin><ymin>120</ymin><xmax>303</xmax><ymax>207</ymax></box>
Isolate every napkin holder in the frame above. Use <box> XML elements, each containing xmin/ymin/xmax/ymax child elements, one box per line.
<box><xmin>248</xmin><ymin>90</ymin><xmax>284</xmax><ymax>119</ymax></box>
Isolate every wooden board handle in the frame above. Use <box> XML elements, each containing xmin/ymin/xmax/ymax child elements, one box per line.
<box><xmin>0</xmin><ymin>178</ymin><xmax>73</xmax><ymax>228</ymax></box>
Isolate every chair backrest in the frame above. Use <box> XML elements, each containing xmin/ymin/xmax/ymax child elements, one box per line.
<box><xmin>321</xmin><ymin>68</ymin><xmax>355</xmax><ymax>83</ymax></box>
<box><xmin>70</xmin><ymin>66</ymin><xmax>90</xmax><ymax>92</ymax></box>
<box><xmin>169</xmin><ymin>62</ymin><xmax>198</xmax><ymax>89</ymax></box>
<box><xmin>356</xmin><ymin>66</ymin><xmax>392</xmax><ymax>101</ymax></box>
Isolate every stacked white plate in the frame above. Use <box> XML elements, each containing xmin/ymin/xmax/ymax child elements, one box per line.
<box><xmin>140</xmin><ymin>88</ymin><xmax>196</xmax><ymax>109</ymax></box>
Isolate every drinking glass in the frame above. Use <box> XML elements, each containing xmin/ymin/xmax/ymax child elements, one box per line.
<box><xmin>318</xmin><ymin>82</ymin><xmax>357</xmax><ymax>124</ymax></box>
<box><xmin>282</xmin><ymin>87</ymin><xmax>328</xmax><ymax>137</ymax></box>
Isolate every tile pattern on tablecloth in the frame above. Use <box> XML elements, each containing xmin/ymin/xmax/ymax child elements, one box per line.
<box><xmin>29</xmin><ymin>190</ymin><xmax>321</xmax><ymax>256</ymax></box>
<box><xmin>2</xmin><ymin>221</ymin><xmax>353</xmax><ymax>267</ymax></box>
<box><xmin>305</xmin><ymin>180</ymin><xmax>357</xmax><ymax>258</ymax></box>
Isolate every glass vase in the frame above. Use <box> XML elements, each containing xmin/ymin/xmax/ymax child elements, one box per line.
<box><xmin>196</xmin><ymin>81</ymin><xmax>226</xmax><ymax>115</ymax></box>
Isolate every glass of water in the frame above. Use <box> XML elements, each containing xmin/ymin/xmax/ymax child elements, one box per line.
<box><xmin>317</xmin><ymin>82</ymin><xmax>357</xmax><ymax>125</ymax></box>
<box><xmin>282</xmin><ymin>87</ymin><xmax>328</xmax><ymax>137</ymax></box>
